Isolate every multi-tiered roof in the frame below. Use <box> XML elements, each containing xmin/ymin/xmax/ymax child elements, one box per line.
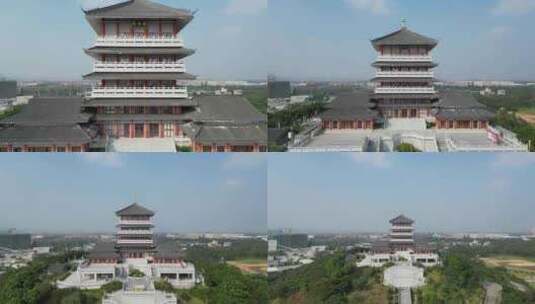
<box><xmin>82</xmin><ymin>0</ymin><xmax>198</xmax><ymax>136</ymax></box>
<box><xmin>371</xmin><ymin>26</ymin><xmax>439</xmax><ymax>112</ymax></box>
<box><xmin>115</xmin><ymin>203</ymin><xmax>156</xmax><ymax>257</ymax></box>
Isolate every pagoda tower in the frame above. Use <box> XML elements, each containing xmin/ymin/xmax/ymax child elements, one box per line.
<box><xmin>82</xmin><ymin>0</ymin><xmax>197</xmax><ymax>140</ymax></box>
<box><xmin>389</xmin><ymin>215</ymin><xmax>415</xmax><ymax>251</ymax></box>
<box><xmin>115</xmin><ymin>203</ymin><xmax>156</xmax><ymax>259</ymax></box>
<box><xmin>371</xmin><ymin>23</ymin><xmax>439</xmax><ymax>120</ymax></box>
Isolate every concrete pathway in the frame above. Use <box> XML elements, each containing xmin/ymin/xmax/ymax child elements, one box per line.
<box><xmin>484</xmin><ymin>282</ymin><xmax>503</xmax><ymax>304</ymax></box>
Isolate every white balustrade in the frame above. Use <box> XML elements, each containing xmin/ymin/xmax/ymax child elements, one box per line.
<box><xmin>377</xmin><ymin>55</ymin><xmax>432</xmax><ymax>62</ymax></box>
<box><xmin>375</xmin><ymin>87</ymin><xmax>436</xmax><ymax>94</ymax></box>
<box><xmin>95</xmin><ymin>34</ymin><xmax>183</xmax><ymax>47</ymax></box>
<box><xmin>94</xmin><ymin>61</ymin><xmax>186</xmax><ymax>73</ymax></box>
<box><xmin>376</xmin><ymin>71</ymin><xmax>434</xmax><ymax>78</ymax></box>
<box><xmin>118</xmin><ymin>220</ymin><xmax>153</xmax><ymax>225</ymax></box>
<box><xmin>117</xmin><ymin>230</ymin><xmax>153</xmax><ymax>235</ymax></box>
<box><xmin>116</xmin><ymin>239</ymin><xmax>153</xmax><ymax>245</ymax></box>
<box><xmin>88</xmin><ymin>86</ymin><xmax>188</xmax><ymax>98</ymax></box>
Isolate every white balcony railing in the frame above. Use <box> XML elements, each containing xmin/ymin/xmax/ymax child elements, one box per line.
<box><xmin>117</xmin><ymin>230</ymin><xmax>153</xmax><ymax>235</ymax></box>
<box><xmin>390</xmin><ymin>232</ymin><xmax>414</xmax><ymax>237</ymax></box>
<box><xmin>95</xmin><ymin>34</ymin><xmax>183</xmax><ymax>47</ymax></box>
<box><xmin>88</xmin><ymin>86</ymin><xmax>188</xmax><ymax>98</ymax></box>
<box><xmin>391</xmin><ymin>225</ymin><xmax>414</xmax><ymax>230</ymax></box>
<box><xmin>94</xmin><ymin>61</ymin><xmax>186</xmax><ymax>73</ymax></box>
<box><xmin>389</xmin><ymin>238</ymin><xmax>415</xmax><ymax>242</ymax></box>
<box><xmin>118</xmin><ymin>220</ymin><xmax>153</xmax><ymax>226</ymax></box>
<box><xmin>375</xmin><ymin>87</ymin><xmax>436</xmax><ymax>94</ymax></box>
<box><xmin>377</xmin><ymin>55</ymin><xmax>433</xmax><ymax>62</ymax></box>
<box><xmin>376</xmin><ymin>71</ymin><xmax>434</xmax><ymax>78</ymax></box>
<box><xmin>116</xmin><ymin>239</ymin><xmax>154</xmax><ymax>245</ymax></box>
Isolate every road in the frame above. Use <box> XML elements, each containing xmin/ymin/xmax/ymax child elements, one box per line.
<box><xmin>400</xmin><ymin>288</ymin><xmax>412</xmax><ymax>304</ymax></box>
<box><xmin>484</xmin><ymin>282</ymin><xmax>503</xmax><ymax>304</ymax></box>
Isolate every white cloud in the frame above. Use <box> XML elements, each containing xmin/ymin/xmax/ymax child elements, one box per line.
<box><xmin>347</xmin><ymin>154</ymin><xmax>391</xmax><ymax>169</ymax></box>
<box><xmin>492</xmin><ymin>0</ymin><xmax>535</xmax><ymax>15</ymax></box>
<box><xmin>344</xmin><ymin>0</ymin><xmax>390</xmax><ymax>15</ymax></box>
<box><xmin>223</xmin><ymin>154</ymin><xmax>266</xmax><ymax>170</ymax></box>
<box><xmin>224</xmin><ymin>0</ymin><xmax>267</xmax><ymax>15</ymax></box>
<box><xmin>218</xmin><ymin>25</ymin><xmax>243</xmax><ymax>37</ymax></box>
<box><xmin>79</xmin><ymin>153</ymin><xmax>125</xmax><ymax>168</ymax></box>
<box><xmin>492</xmin><ymin>153</ymin><xmax>535</xmax><ymax>168</ymax></box>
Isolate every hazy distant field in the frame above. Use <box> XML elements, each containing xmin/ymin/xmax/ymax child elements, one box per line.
<box><xmin>481</xmin><ymin>256</ymin><xmax>535</xmax><ymax>287</ymax></box>
<box><xmin>517</xmin><ymin>108</ymin><xmax>535</xmax><ymax>126</ymax></box>
<box><xmin>227</xmin><ymin>258</ymin><xmax>267</xmax><ymax>275</ymax></box>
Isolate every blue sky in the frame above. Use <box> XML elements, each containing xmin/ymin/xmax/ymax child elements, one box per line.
<box><xmin>1</xmin><ymin>0</ymin><xmax>533</xmax><ymax>81</ymax></box>
<box><xmin>0</xmin><ymin>153</ymin><xmax>266</xmax><ymax>234</ymax></box>
<box><xmin>268</xmin><ymin>153</ymin><xmax>535</xmax><ymax>234</ymax></box>
<box><xmin>0</xmin><ymin>0</ymin><xmax>269</xmax><ymax>81</ymax></box>
<box><xmin>267</xmin><ymin>0</ymin><xmax>535</xmax><ymax>81</ymax></box>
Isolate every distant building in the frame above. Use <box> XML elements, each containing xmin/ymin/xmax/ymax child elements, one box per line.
<box><xmin>272</xmin><ymin>234</ymin><xmax>309</xmax><ymax>249</ymax></box>
<box><xmin>268</xmin><ymin>81</ymin><xmax>291</xmax><ymax>100</ymax></box>
<box><xmin>58</xmin><ymin>203</ymin><xmax>197</xmax><ymax>292</ymax></box>
<box><xmin>357</xmin><ymin>215</ymin><xmax>439</xmax><ymax>268</ymax></box>
<box><xmin>0</xmin><ymin>233</ymin><xmax>32</xmax><ymax>250</ymax></box>
<box><xmin>268</xmin><ymin>240</ymin><xmax>277</xmax><ymax>252</ymax></box>
<box><xmin>0</xmin><ymin>81</ymin><xmax>17</xmax><ymax>112</ymax></box>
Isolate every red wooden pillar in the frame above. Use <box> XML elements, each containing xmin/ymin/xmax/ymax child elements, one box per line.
<box><xmin>253</xmin><ymin>143</ymin><xmax>259</xmax><ymax>152</ymax></box>
<box><xmin>129</xmin><ymin>123</ymin><xmax>135</xmax><ymax>138</ymax></box>
<box><xmin>159</xmin><ymin>123</ymin><xmax>164</xmax><ymax>138</ymax></box>
<box><xmin>101</xmin><ymin>22</ymin><xmax>106</xmax><ymax>36</ymax></box>
<box><xmin>225</xmin><ymin>144</ymin><xmax>232</xmax><ymax>152</ymax></box>
<box><xmin>143</xmin><ymin>123</ymin><xmax>149</xmax><ymax>138</ymax></box>
<box><xmin>158</xmin><ymin>20</ymin><xmax>162</xmax><ymax>36</ymax></box>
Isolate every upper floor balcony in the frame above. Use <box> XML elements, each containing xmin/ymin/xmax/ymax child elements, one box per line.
<box><xmin>116</xmin><ymin>239</ymin><xmax>154</xmax><ymax>245</ymax></box>
<box><xmin>94</xmin><ymin>33</ymin><xmax>184</xmax><ymax>47</ymax></box>
<box><xmin>376</xmin><ymin>71</ymin><xmax>434</xmax><ymax>78</ymax></box>
<box><xmin>94</xmin><ymin>61</ymin><xmax>186</xmax><ymax>73</ymax></box>
<box><xmin>117</xmin><ymin>229</ymin><xmax>153</xmax><ymax>235</ymax></box>
<box><xmin>377</xmin><ymin>55</ymin><xmax>433</xmax><ymax>62</ymax></box>
<box><xmin>88</xmin><ymin>86</ymin><xmax>188</xmax><ymax>99</ymax></box>
<box><xmin>375</xmin><ymin>87</ymin><xmax>436</xmax><ymax>94</ymax></box>
<box><xmin>118</xmin><ymin>219</ymin><xmax>153</xmax><ymax>226</ymax></box>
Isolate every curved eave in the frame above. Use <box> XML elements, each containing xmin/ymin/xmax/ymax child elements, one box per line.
<box><xmin>84</xmin><ymin>47</ymin><xmax>195</xmax><ymax>60</ymax></box>
<box><xmin>83</xmin><ymin>98</ymin><xmax>198</xmax><ymax>107</ymax></box>
<box><xmin>435</xmin><ymin>108</ymin><xmax>495</xmax><ymax>121</ymax></box>
<box><xmin>372</xmin><ymin>62</ymin><xmax>439</xmax><ymax>68</ymax></box>
<box><xmin>83</xmin><ymin>72</ymin><xmax>196</xmax><ymax>80</ymax></box>
<box><xmin>371</xmin><ymin>93</ymin><xmax>440</xmax><ymax>100</ymax></box>
<box><xmin>94</xmin><ymin>113</ymin><xmax>195</xmax><ymax>122</ymax></box>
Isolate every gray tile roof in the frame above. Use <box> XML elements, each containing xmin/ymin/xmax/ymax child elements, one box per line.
<box><xmin>0</xmin><ymin>125</ymin><xmax>92</xmax><ymax>146</ymax></box>
<box><xmin>83</xmin><ymin>98</ymin><xmax>198</xmax><ymax>107</ymax></box>
<box><xmin>83</xmin><ymin>72</ymin><xmax>196</xmax><ymax>81</ymax></box>
<box><xmin>389</xmin><ymin>215</ymin><xmax>414</xmax><ymax>225</ymax></box>
<box><xmin>84</xmin><ymin>47</ymin><xmax>195</xmax><ymax>59</ymax></box>
<box><xmin>435</xmin><ymin>91</ymin><xmax>495</xmax><ymax>120</ymax></box>
<box><xmin>84</xmin><ymin>0</ymin><xmax>193</xmax><ymax>20</ymax></box>
<box><xmin>94</xmin><ymin>112</ymin><xmax>195</xmax><ymax>122</ymax></box>
<box><xmin>0</xmin><ymin>97</ymin><xmax>91</xmax><ymax>126</ymax></box>
<box><xmin>0</xmin><ymin>81</ymin><xmax>16</xmax><ymax>99</ymax></box>
<box><xmin>320</xmin><ymin>92</ymin><xmax>379</xmax><ymax>120</ymax></box>
<box><xmin>116</xmin><ymin>203</ymin><xmax>155</xmax><ymax>216</ymax></box>
<box><xmin>184</xmin><ymin>123</ymin><xmax>267</xmax><ymax>145</ymax></box>
<box><xmin>371</xmin><ymin>27</ymin><xmax>438</xmax><ymax>49</ymax></box>
<box><xmin>194</xmin><ymin>95</ymin><xmax>267</xmax><ymax>124</ymax></box>
<box><xmin>154</xmin><ymin>241</ymin><xmax>184</xmax><ymax>259</ymax></box>
<box><xmin>89</xmin><ymin>242</ymin><xmax>119</xmax><ymax>259</ymax></box>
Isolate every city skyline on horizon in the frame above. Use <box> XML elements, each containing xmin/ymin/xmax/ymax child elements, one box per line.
<box><xmin>0</xmin><ymin>154</ymin><xmax>267</xmax><ymax>234</ymax></box>
<box><xmin>268</xmin><ymin>154</ymin><xmax>535</xmax><ymax>234</ymax></box>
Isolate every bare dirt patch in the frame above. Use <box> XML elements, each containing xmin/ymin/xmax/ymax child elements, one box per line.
<box><xmin>227</xmin><ymin>260</ymin><xmax>267</xmax><ymax>275</ymax></box>
<box><xmin>517</xmin><ymin>112</ymin><xmax>535</xmax><ymax>126</ymax></box>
